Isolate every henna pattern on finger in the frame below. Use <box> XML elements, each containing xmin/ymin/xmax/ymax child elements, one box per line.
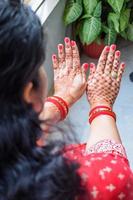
<box><xmin>72</xmin><ymin>46</ymin><xmax>80</xmax><ymax>69</ymax></box>
<box><xmin>58</xmin><ymin>44</ymin><xmax>65</xmax><ymax>64</ymax></box>
<box><xmin>72</xmin><ymin>53</ymin><xmax>79</xmax><ymax>58</ymax></box>
<box><xmin>112</xmin><ymin>53</ymin><xmax>121</xmax><ymax>76</ymax></box>
<box><xmin>96</xmin><ymin>46</ymin><xmax>110</xmax><ymax>71</ymax></box>
<box><xmin>104</xmin><ymin>45</ymin><xmax>116</xmax><ymax>74</ymax></box>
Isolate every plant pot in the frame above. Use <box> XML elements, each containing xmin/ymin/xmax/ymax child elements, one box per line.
<box><xmin>82</xmin><ymin>41</ymin><xmax>105</xmax><ymax>59</ymax></box>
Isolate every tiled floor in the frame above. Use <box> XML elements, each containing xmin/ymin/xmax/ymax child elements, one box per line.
<box><xmin>67</xmin><ymin>39</ymin><xmax>133</xmax><ymax>168</ymax></box>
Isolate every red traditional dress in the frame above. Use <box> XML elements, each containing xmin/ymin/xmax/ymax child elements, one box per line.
<box><xmin>64</xmin><ymin>140</ymin><xmax>133</xmax><ymax>200</ymax></box>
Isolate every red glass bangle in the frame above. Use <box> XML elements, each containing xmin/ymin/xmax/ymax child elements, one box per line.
<box><xmin>53</xmin><ymin>96</ymin><xmax>69</xmax><ymax>114</ymax></box>
<box><xmin>89</xmin><ymin>110</ymin><xmax>116</xmax><ymax>124</ymax></box>
<box><xmin>89</xmin><ymin>108</ymin><xmax>112</xmax><ymax>118</ymax></box>
<box><xmin>89</xmin><ymin>105</ymin><xmax>112</xmax><ymax>116</ymax></box>
<box><xmin>46</xmin><ymin>97</ymin><xmax>66</xmax><ymax>120</ymax></box>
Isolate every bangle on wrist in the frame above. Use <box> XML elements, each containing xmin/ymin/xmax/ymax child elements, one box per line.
<box><xmin>89</xmin><ymin>106</ymin><xmax>116</xmax><ymax>124</ymax></box>
<box><xmin>52</xmin><ymin>96</ymin><xmax>69</xmax><ymax>114</ymax></box>
<box><xmin>46</xmin><ymin>96</ymin><xmax>69</xmax><ymax>120</ymax></box>
<box><xmin>89</xmin><ymin>105</ymin><xmax>112</xmax><ymax>117</ymax></box>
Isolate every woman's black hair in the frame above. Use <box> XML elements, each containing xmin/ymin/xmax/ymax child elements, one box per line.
<box><xmin>9</xmin><ymin>0</ymin><xmax>21</xmax><ymax>7</ymax></box>
<box><xmin>0</xmin><ymin>0</ymin><xmax>45</xmax><ymax>158</ymax></box>
<box><xmin>0</xmin><ymin>0</ymin><xmax>44</xmax><ymax>102</ymax></box>
<box><xmin>0</xmin><ymin>0</ymin><xmax>83</xmax><ymax>199</ymax></box>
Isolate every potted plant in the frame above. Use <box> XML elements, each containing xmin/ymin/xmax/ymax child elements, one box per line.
<box><xmin>63</xmin><ymin>0</ymin><xmax>133</xmax><ymax>58</ymax></box>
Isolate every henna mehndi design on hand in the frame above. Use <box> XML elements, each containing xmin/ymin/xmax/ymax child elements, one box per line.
<box><xmin>86</xmin><ymin>45</ymin><xmax>125</xmax><ymax>108</ymax></box>
<box><xmin>52</xmin><ymin>37</ymin><xmax>89</xmax><ymax>107</ymax></box>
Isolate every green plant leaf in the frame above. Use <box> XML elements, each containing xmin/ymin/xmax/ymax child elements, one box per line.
<box><xmin>79</xmin><ymin>17</ymin><xmax>101</xmax><ymax>44</ymax></box>
<box><xmin>107</xmin><ymin>0</ymin><xmax>124</xmax><ymax>13</ymax></box>
<box><xmin>120</xmin><ymin>31</ymin><xmax>128</xmax><ymax>40</ymax></box>
<box><xmin>108</xmin><ymin>12</ymin><xmax>120</xmax><ymax>33</ymax></box>
<box><xmin>80</xmin><ymin>14</ymin><xmax>91</xmax><ymax>20</ymax></box>
<box><xmin>102</xmin><ymin>24</ymin><xmax>109</xmax><ymax>34</ymax></box>
<box><xmin>104</xmin><ymin>28</ymin><xmax>117</xmax><ymax>45</ymax></box>
<box><xmin>76</xmin><ymin>0</ymin><xmax>82</xmax><ymax>4</ymax></box>
<box><xmin>76</xmin><ymin>21</ymin><xmax>81</xmax><ymax>36</ymax></box>
<box><xmin>63</xmin><ymin>0</ymin><xmax>83</xmax><ymax>25</ymax></box>
<box><xmin>93</xmin><ymin>1</ymin><xmax>102</xmax><ymax>17</ymax></box>
<box><xmin>120</xmin><ymin>9</ymin><xmax>131</xmax><ymax>32</ymax></box>
<box><xmin>127</xmin><ymin>24</ymin><xmax>133</xmax><ymax>41</ymax></box>
<box><xmin>83</xmin><ymin>0</ymin><xmax>97</xmax><ymax>15</ymax></box>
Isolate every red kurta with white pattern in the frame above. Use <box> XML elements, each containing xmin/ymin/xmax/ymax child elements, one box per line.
<box><xmin>64</xmin><ymin>140</ymin><xmax>133</xmax><ymax>200</ymax></box>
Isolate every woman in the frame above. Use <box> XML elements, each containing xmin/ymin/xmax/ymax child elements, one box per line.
<box><xmin>0</xmin><ymin>0</ymin><xmax>132</xmax><ymax>200</ymax></box>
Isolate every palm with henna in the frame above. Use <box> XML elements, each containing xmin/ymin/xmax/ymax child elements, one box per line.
<box><xmin>52</xmin><ymin>37</ymin><xmax>88</xmax><ymax>107</ymax></box>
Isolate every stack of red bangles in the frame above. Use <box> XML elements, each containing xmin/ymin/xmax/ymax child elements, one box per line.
<box><xmin>46</xmin><ymin>96</ymin><xmax>69</xmax><ymax>120</ymax></box>
<box><xmin>89</xmin><ymin>105</ymin><xmax>116</xmax><ymax>124</ymax></box>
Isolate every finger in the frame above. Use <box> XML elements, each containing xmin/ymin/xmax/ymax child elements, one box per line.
<box><xmin>52</xmin><ymin>54</ymin><xmax>59</xmax><ymax>70</ymax></box>
<box><xmin>104</xmin><ymin>44</ymin><xmax>116</xmax><ymax>75</ymax></box>
<box><xmin>89</xmin><ymin>63</ymin><xmax>96</xmax><ymax>76</ymax></box>
<box><xmin>112</xmin><ymin>51</ymin><xmax>121</xmax><ymax>74</ymax></box>
<box><xmin>58</xmin><ymin>44</ymin><xmax>65</xmax><ymax>64</ymax></box>
<box><xmin>82</xmin><ymin>63</ymin><xmax>89</xmax><ymax>72</ymax></box>
<box><xmin>64</xmin><ymin>37</ymin><xmax>72</xmax><ymax>70</ymax></box>
<box><xmin>81</xmin><ymin>63</ymin><xmax>89</xmax><ymax>81</ymax></box>
<box><xmin>117</xmin><ymin>62</ymin><xmax>126</xmax><ymax>82</ymax></box>
<box><xmin>71</xmin><ymin>40</ymin><xmax>80</xmax><ymax>69</ymax></box>
<box><xmin>96</xmin><ymin>46</ymin><xmax>110</xmax><ymax>72</ymax></box>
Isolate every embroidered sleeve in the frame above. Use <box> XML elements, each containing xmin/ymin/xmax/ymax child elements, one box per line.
<box><xmin>85</xmin><ymin>139</ymin><xmax>127</xmax><ymax>158</ymax></box>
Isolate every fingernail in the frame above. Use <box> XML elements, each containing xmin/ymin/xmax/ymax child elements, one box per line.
<box><xmin>64</xmin><ymin>37</ymin><xmax>70</xmax><ymax>43</ymax></box>
<box><xmin>116</xmin><ymin>51</ymin><xmax>120</xmax><ymax>57</ymax></box>
<box><xmin>52</xmin><ymin>54</ymin><xmax>56</xmax><ymax>60</ymax></box>
<box><xmin>111</xmin><ymin>44</ymin><xmax>116</xmax><ymax>50</ymax></box>
<box><xmin>90</xmin><ymin>63</ymin><xmax>94</xmax><ymax>68</ymax></box>
<box><xmin>83</xmin><ymin>63</ymin><xmax>89</xmax><ymax>71</ymax></box>
<box><xmin>58</xmin><ymin>44</ymin><xmax>63</xmax><ymax>50</ymax></box>
<box><xmin>122</xmin><ymin>63</ymin><xmax>125</xmax><ymax>68</ymax></box>
<box><xmin>71</xmin><ymin>40</ymin><xmax>76</xmax><ymax>46</ymax></box>
<box><xmin>105</xmin><ymin>46</ymin><xmax>110</xmax><ymax>52</ymax></box>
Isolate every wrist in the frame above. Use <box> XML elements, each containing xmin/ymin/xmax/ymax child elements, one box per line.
<box><xmin>89</xmin><ymin>105</ymin><xmax>116</xmax><ymax>124</ymax></box>
<box><xmin>90</xmin><ymin>102</ymin><xmax>112</xmax><ymax>110</ymax></box>
<box><xmin>88</xmin><ymin>112</ymin><xmax>120</xmax><ymax>147</ymax></box>
<box><xmin>45</xmin><ymin>96</ymin><xmax>69</xmax><ymax>121</ymax></box>
<box><xmin>53</xmin><ymin>93</ymin><xmax>73</xmax><ymax>107</ymax></box>
<box><xmin>40</xmin><ymin>101</ymin><xmax>61</xmax><ymax>122</ymax></box>
<box><xmin>91</xmin><ymin>114</ymin><xmax>116</xmax><ymax>125</ymax></box>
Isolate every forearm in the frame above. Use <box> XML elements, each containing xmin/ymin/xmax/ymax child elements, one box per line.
<box><xmin>86</xmin><ymin>112</ymin><xmax>122</xmax><ymax>151</ymax></box>
<box><xmin>85</xmin><ymin>44</ymin><xmax>125</xmax><ymax>151</ymax></box>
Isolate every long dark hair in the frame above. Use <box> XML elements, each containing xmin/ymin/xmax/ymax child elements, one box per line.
<box><xmin>0</xmin><ymin>0</ymin><xmax>83</xmax><ymax>199</ymax></box>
